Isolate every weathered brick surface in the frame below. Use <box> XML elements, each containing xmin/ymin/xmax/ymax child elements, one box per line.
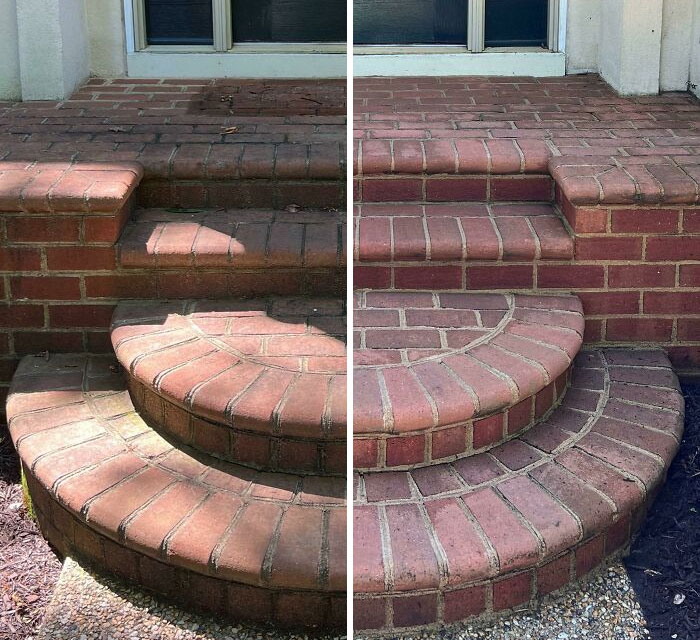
<box><xmin>111</xmin><ymin>297</ymin><xmax>346</xmax><ymax>474</ymax></box>
<box><xmin>8</xmin><ymin>353</ymin><xmax>346</xmax><ymax>629</ymax></box>
<box><xmin>353</xmin><ymin>291</ymin><xmax>582</xmax><ymax>469</ymax></box>
<box><xmin>0</xmin><ymin>79</ymin><xmax>346</xmax><ymax>209</ymax></box>
<box><xmin>353</xmin><ymin>348</ymin><xmax>684</xmax><ymax>631</ymax></box>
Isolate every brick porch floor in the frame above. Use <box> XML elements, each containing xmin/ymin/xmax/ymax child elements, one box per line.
<box><xmin>0</xmin><ymin>79</ymin><xmax>346</xmax><ymax>208</ymax></box>
<box><xmin>354</xmin><ymin>74</ymin><xmax>700</xmax><ymax>202</ymax></box>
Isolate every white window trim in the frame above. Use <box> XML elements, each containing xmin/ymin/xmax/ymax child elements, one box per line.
<box><xmin>355</xmin><ymin>0</ymin><xmax>563</xmax><ymax>54</ymax></box>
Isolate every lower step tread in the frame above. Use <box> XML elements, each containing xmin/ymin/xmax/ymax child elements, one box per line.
<box><xmin>8</xmin><ymin>354</ymin><xmax>346</xmax><ymax>609</ymax></box>
<box><xmin>353</xmin><ymin>349</ymin><xmax>683</xmax><ymax>632</ymax></box>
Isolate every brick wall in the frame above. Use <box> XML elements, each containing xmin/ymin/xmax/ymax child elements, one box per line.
<box><xmin>0</xmin><ymin>162</ymin><xmax>142</xmax><ymax>407</ymax></box>
<box><xmin>558</xmin><ymin>191</ymin><xmax>700</xmax><ymax>372</ymax></box>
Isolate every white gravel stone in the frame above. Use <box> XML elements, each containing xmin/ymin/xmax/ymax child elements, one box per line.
<box><xmin>36</xmin><ymin>558</ymin><xmax>345</xmax><ymax>640</ymax></box>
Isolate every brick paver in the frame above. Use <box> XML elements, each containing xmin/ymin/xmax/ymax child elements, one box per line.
<box><xmin>7</xmin><ymin>353</ymin><xmax>346</xmax><ymax>629</ymax></box>
<box><xmin>111</xmin><ymin>297</ymin><xmax>346</xmax><ymax>474</ymax></box>
<box><xmin>354</xmin><ymin>75</ymin><xmax>700</xmax><ymax>206</ymax></box>
<box><xmin>353</xmin><ymin>348</ymin><xmax>684</xmax><ymax>632</ymax></box>
<box><xmin>353</xmin><ymin>291</ymin><xmax>583</xmax><ymax>469</ymax></box>
<box><xmin>355</xmin><ymin>202</ymin><xmax>573</xmax><ymax>264</ymax></box>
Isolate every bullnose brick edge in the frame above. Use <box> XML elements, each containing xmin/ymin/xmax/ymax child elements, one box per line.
<box><xmin>8</xmin><ymin>354</ymin><xmax>346</xmax><ymax>630</ymax></box>
<box><xmin>353</xmin><ymin>349</ymin><xmax>684</xmax><ymax>633</ymax></box>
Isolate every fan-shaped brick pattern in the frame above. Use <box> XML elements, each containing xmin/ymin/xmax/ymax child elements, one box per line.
<box><xmin>8</xmin><ymin>354</ymin><xmax>346</xmax><ymax>629</ymax></box>
<box><xmin>111</xmin><ymin>298</ymin><xmax>346</xmax><ymax>474</ymax></box>
<box><xmin>353</xmin><ymin>349</ymin><xmax>684</xmax><ymax>632</ymax></box>
<box><xmin>353</xmin><ymin>292</ymin><xmax>584</xmax><ymax>470</ymax></box>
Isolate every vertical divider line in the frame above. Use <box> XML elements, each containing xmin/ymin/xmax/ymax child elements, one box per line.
<box><xmin>346</xmin><ymin>0</ymin><xmax>354</xmax><ymax>635</ymax></box>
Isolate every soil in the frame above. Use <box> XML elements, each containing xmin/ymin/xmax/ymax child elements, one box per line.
<box><xmin>0</xmin><ymin>425</ymin><xmax>61</xmax><ymax>640</ymax></box>
<box><xmin>624</xmin><ymin>378</ymin><xmax>700</xmax><ymax>640</ymax></box>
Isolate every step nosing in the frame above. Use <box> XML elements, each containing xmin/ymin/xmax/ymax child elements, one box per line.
<box><xmin>8</xmin><ymin>353</ymin><xmax>346</xmax><ymax>598</ymax></box>
<box><xmin>353</xmin><ymin>348</ymin><xmax>683</xmax><ymax>613</ymax></box>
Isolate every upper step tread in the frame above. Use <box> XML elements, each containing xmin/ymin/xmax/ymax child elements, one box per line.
<box><xmin>353</xmin><ymin>292</ymin><xmax>584</xmax><ymax>438</ymax></box>
<box><xmin>7</xmin><ymin>354</ymin><xmax>346</xmax><ymax>594</ymax></box>
<box><xmin>119</xmin><ymin>208</ymin><xmax>346</xmax><ymax>269</ymax></box>
<box><xmin>355</xmin><ymin>202</ymin><xmax>572</xmax><ymax>263</ymax></box>
<box><xmin>353</xmin><ymin>349</ymin><xmax>683</xmax><ymax>629</ymax></box>
<box><xmin>112</xmin><ymin>298</ymin><xmax>346</xmax><ymax>443</ymax></box>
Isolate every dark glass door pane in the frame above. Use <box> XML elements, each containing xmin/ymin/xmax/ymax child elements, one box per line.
<box><xmin>233</xmin><ymin>0</ymin><xmax>347</xmax><ymax>42</ymax></box>
<box><xmin>485</xmin><ymin>0</ymin><xmax>548</xmax><ymax>47</ymax></box>
<box><xmin>145</xmin><ymin>0</ymin><xmax>213</xmax><ymax>45</ymax></box>
<box><xmin>354</xmin><ymin>0</ymin><xmax>467</xmax><ymax>45</ymax></box>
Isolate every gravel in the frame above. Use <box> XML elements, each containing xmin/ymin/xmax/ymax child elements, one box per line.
<box><xmin>356</xmin><ymin>561</ymin><xmax>649</xmax><ymax>640</ymax></box>
<box><xmin>37</xmin><ymin>557</ymin><xmax>345</xmax><ymax>640</ymax></box>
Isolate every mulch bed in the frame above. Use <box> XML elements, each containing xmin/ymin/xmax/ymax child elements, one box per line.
<box><xmin>624</xmin><ymin>378</ymin><xmax>700</xmax><ymax>640</ymax></box>
<box><xmin>0</xmin><ymin>425</ymin><xmax>61</xmax><ymax>640</ymax></box>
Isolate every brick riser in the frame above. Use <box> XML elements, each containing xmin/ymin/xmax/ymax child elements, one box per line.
<box><xmin>354</xmin><ymin>174</ymin><xmax>553</xmax><ymax>203</ymax></box>
<box><xmin>354</xmin><ymin>370</ymin><xmax>569</xmax><ymax>471</ymax></box>
<box><xmin>131</xmin><ymin>376</ymin><xmax>346</xmax><ymax>476</ymax></box>
<box><xmin>137</xmin><ymin>179</ymin><xmax>345</xmax><ymax>211</ymax></box>
<box><xmin>8</xmin><ymin>354</ymin><xmax>346</xmax><ymax>631</ymax></box>
<box><xmin>27</xmin><ymin>471</ymin><xmax>345</xmax><ymax>630</ymax></box>
<box><xmin>353</xmin><ymin>349</ymin><xmax>684</xmax><ymax>633</ymax></box>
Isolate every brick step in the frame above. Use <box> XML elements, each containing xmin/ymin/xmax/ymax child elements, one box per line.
<box><xmin>118</xmin><ymin>208</ymin><xmax>346</xmax><ymax>298</ymax></box>
<box><xmin>111</xmin><ymin>297</ymin><xmax>346</xmax><ymax>475</ymax></box>
<box><xmin>8</xmin><ymin>354</ymin><xmax>345</xmax><ymax>630</ymax></box>
<box><xmin>354</xmin><ymin>348</ymin><xmax>684</xmax><ymax>633</ymax></box>
<box><xmin>353</xmin><ymin>292</ymin><xmax>584</xmax><ymax>470</ymax></box>
<box><xmin>355</xmin><ymin>202</ymin><xmax>572</xmax><ymax>265</ymax></box>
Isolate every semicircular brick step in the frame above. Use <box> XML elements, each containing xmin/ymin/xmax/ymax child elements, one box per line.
<box><xmin>8</xmin><ymin>354</ymin><xmax>346</xmax><ymax>630</ymax></box>
<box><xmin>111</xmin><ymin>297</ymin><xmax>346</xmax><ymax>475</ymax></box>
<box><xmin>353</xmin><ymin>291</ymin><xmax>584</xmax><ymax>470</ymax></box>
<box><xmin>353</xmin><ymin>349</ymin><xmax>684</xmax><ymax>633</ymax></box>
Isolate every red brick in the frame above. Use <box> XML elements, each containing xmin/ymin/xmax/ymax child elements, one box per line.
<box><xmin>578</xmin><ymin>292</ymin><xmax>640</xmax><ymax>315</ymax></box>
<box><xmin>611</xmin><ymin>208</ymin><xmax>679</xmax><ymax>233</ymax></box>
<box><xmin>537</xmin><ymin>554</ymin><xmax>571</xmax><ymax>595</ymax></box>
<box><xmin>443</xmin><ymin>585</ymin><xmax>487</xmax><ymax>623</ymax></box>
<box><xmin>0</xmin><ymin>248</ymin><xmax>42</xmax><ymax>271</ymax></box>
<box><xmin>575</xmin><ymin>237</ymin><xmax>642</xmax><ymax>260</ymax></box>
<box><xmin>46</xmin><ymin>246</ymin><xmax>116</xmax><ymax>271</ymax></box>
<box><xmin>646</xmin><ymin>236</ymin><xmax>700</xmax><ymax>261</ymax></box>
<box><xmin>426</xmin><ymin>177</ymin><xmax>487</xmax><ymax>201</ymax></box>
<box><xmin>392</xmin><ymin>594</ymin><xmax>438</xmax><ymax>627</ymax></box>
<box><xmin>608</xmin><ymin>264</ymin><xmax>675</xmax><ymax>288</ymax></box>
<box><xmin>490</xmin><ymin>176</ymin><xmax>551</xmax><ymax>201</ymax></box>
<box><xmin>13</xmin><ymin>331</ymin><xmax>83</xmax><ymax>353</ymax></box>
<box><xmin>576</xmin><ymin>535</ymin><xmax>606</xmax><ymax>577</ymax></box>
<box><xmin>362</xmin><ymin>178</ymin><xmax>422</xmax><ymax>202</ymax></box>
<box><xmin>644</xmin><ymin>291</ymin><xmax>700</xmax><ymax>314</ymax></box>
<box><xmin>11</xmin><ymin>276</ymin><xmax>81</xmax><ymax>301</ymax></box>
<box><xmin>385</xmin><ymin>434</ymin><xmax>425</xmax><ymax>467</ymax></box>
<box><xmin>49</xmin><ymin>304</ymin><xmax>115</xmax><ymax>328</ymax></box>
<box><xmin>6</xmin><ymin>216</ymin><xmax>81</xmax><ymax>242</ymax></box>
<box><xmin>468</xmin><ymin>265</ymin><xmax>533</xmax><ymax>289</ymax></box>
<box><xmin>493</xmin><ymin>572</ymin><xmax>532</xmax><ymax>611</ymax></box>
<box><xmin>679</xmin><ymin>264</ymin><xmax>700</xmax><ymax>287</ymax></box>
<box><xmin>537</xmin><ymin>265</ymin><xmax>605</xmax><ymax>289</ymax></box>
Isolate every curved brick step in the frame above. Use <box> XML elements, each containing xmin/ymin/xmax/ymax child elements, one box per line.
<box><xmin>355</xmin><ymin>202</ymin><xmax>572</xmax><ymax>264</ymax></box>
<box><xmin>111</xmin><ymin>298</ymin><xmax>346</xmax><ymax>475</ymax></box>
<box><xmin>353</xmin><ymin>292</ymin><xmax>584</xmax><ymax>470</ymax></box>
<box><xmin>354</xmin><ymin>349</ymin><xmax>684</xmax><ymax>633</ymax></box>
<box><xmin>118</xmin><ymin>208</ymin><xmax>346</xmax><ymax>298</ymax></box>
<box><xmin>8</xmin><ymin>354</ymin><xmax>346</xmax><ymax>630</ymax></box>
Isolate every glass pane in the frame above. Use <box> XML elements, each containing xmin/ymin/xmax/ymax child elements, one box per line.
<box><xmin>145</xmin><ymin>0</ymin><xmax>213</xmax><ymax>45</ymax></box>
<box><xmin>485</xmin><ymin>0</ymin><xmax>548</xmax><ymax>47</ymax></box>
<box><xmin>233</xmin><ymin>0</ymin><xmax>347</xmax><ymax>43</ymax></box>
<box><xmin>354</xmin><ymin>0</ymin><xmax>468</xmax><ymax>45</ymax></box>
